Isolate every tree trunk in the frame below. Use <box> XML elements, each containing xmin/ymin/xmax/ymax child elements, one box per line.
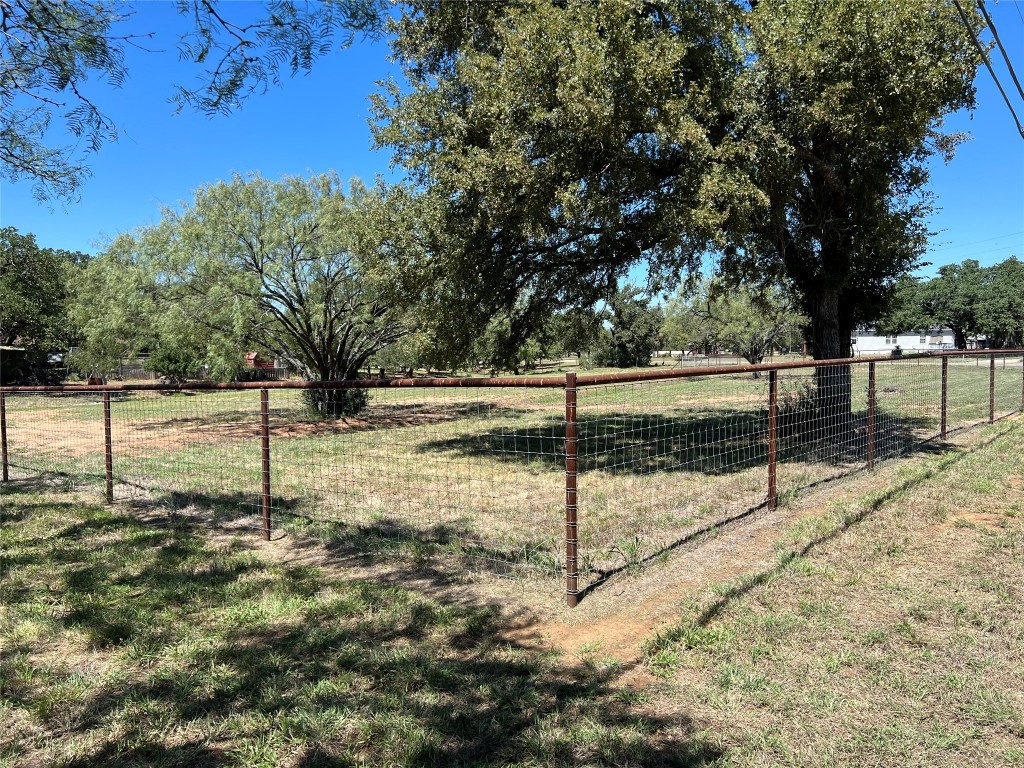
<box><xmin>952</xmin><ymin>327</ymin><xmax>967</xmax><ymax>350</ymax></box>
<box><xmin>811</xmin><ymin>289</ymin><xmax>853</xmax><ymax>442</ymax></box>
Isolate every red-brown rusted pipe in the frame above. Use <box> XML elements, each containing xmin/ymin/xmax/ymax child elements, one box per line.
<box><xmin>260</xmin><ymin>388</ymin><xmax>272</xmax><ymax>541</ymax></box>
<box><xmin>867</xmin><ymin>362</ymin><xmax>876</xmax><ymax>470</ymax></box>
<box><xmin>767</xmin><ymin>370</ymin><xmax>778</xmax><ymax>511</ymax></box>
<box><xmin>0</xmin><ymin>391</ymin><xmax>8</xmax><ymax>483</ymax></box>
<box><xmin>5</xmin><ymin>349</ymin><xmax>1024</xmax><ymax>395</ymax></box>
<box><xmin>990</xmin><ymin>353</ymin><xmax>996</xmax><ymax>423</ymax></box>
<box><xmin>103</xmin><ymin>391</ymin><xmax>113</xmax><ymax>503</ymax></box>
<box><xmin>564</xmin><ymin>372</ymin><xmax>579</xmax><ymax>608</ymax></box>
<box><xmin>940</xmin><ymin>356</ymin><xmax>948</xmax><ymax>440</ymax></box>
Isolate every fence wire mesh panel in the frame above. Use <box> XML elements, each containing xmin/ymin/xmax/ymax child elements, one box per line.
<box><xmin>574</xmin><ymin>374</ymin><xmax>769</xmax><ymax>584</ymax></box>
<box><xmin>261</xmin><ymin>386</ymin><xmax>565</xmax><ymax>573</ymax></box>
<box><xmin>993</xmin><ymin>354</ymin><xmax>1024</xmax><ymax>420</ymax></box>
<box><xmin>3</xmin><ymin>392</ymin><xmax>108</xmax><ymax>484</ymax></box>
<box><xmin>111</xmin><ymin>390</ymin><xmax>264</xmax><ymax>529</ymax></box>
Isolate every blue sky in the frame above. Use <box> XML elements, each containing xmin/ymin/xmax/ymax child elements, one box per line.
<box><xmin>2</xmin><ymin>0</ymin><xmax>1023</xmax><ymax>280</ymax></box>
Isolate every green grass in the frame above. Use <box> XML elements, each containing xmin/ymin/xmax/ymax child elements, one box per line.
<box><xmin>0</xmin><ymin>483</ymin><xmax>718</xmax><ymax>767</ymax></box>
<box><xmin>642</xmin><ymin>419</ymin><xmax>1024</xmax><ymax>766</ymax></box>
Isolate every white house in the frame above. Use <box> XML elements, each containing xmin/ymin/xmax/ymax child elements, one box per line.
<box><xmin>850</xmin><ymin>326</ymin><xmax>985</xmax><ymax>356</ymax></box>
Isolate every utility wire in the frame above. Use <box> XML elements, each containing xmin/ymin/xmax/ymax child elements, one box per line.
<box><xmin>930</xmin><ymin>228</ymin><xmax>1024</xmax><ymax>252</ymax></box>
<box><xmin>977</xmin><ymin>0</ymin><xmax>1024</xmax><ymax>102</ymax></box>
<box><xmin>952</xmin><ymin>0</ymin><xmax>1024</xmax><ymax>139</ymax></box>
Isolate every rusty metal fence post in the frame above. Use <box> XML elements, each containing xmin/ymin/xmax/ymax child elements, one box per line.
<box><xmin>767</xmin><ymin>369</ymin><xmax>778</xmax><ymax>510</ymax></box>
<box><xmin>990</xmin><ymin>353</ymin><xmax>996</xmax><ymax>423</ymax></box>
<box><xmin>940</xmin><ymin>356</ymin><xmax>948</xmax><ymax>440</ymax></box>
<box><xmin>103</xmin><ymin>391</ymin><xmax>113</xmax><ymax>503</ymax></box>
<box><xmin>260</xmin><ymin>388</ymin><xmax>272</xmax><ymax>541</ymax></box>
<box><xmin>0</xmin><ymin>391</ymin><xmax>8</xmax><ymax>483</ymax></box>
<box><xmin>867</xmin><ymin>362</ymin><xmax>876</xmax><ymax>470</ymax></box>
<box><xmin>564</xmin><ymin>372</ymin><xmax>579</xmax><ymax>608</ymax></box>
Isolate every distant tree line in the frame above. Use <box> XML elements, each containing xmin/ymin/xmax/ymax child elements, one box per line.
<box><xmin>880</xmin><ymin>258</ymin><xmax>1024</xmax><ymax>349</ymax></box>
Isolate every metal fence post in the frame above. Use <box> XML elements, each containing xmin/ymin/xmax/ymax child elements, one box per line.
<box><xmin>940</xmin><ymin>356</ymin><xmax>948</xmax><ymax>440</ymax></box>
<box><xmin>564</xmin><ymin>372</ymin><xmax>579</xmax><ymax>608</ymax></box>
<box><xmin>260</xmin><ymin>388</ymin><xmax>272</xmax><ymax>541</ymax></box>
<box><xmin>103</xmin><ymin>391</ymin><xmax>113</xmax><ymax>503</ymax></box>
<box><xmin>867</xmin><ymin>362</ymin><xmax>876</xmax><ymax>469</ymax></box>
<box><xmin>1</xmin><ymin>391</ymin><xmax>8</xmax><ymax>483</ymax></box>
<box><xmin>990</xmin><ymin>353</ymin><xmax>996</xmax><ymax>423</ymax></box>
<box><xmin>1021</xmin><ymin>353</ymin><xmax>1024</xmax><ymax>413</ymax></box>
<box><xmin>767</xmin><ymin>370</ymin><xmax>778</xmax><ymax>510</ymax></box>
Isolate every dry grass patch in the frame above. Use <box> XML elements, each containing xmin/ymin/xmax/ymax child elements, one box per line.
<box><xmin>644</xmin><ymin>420</ymin><xmax>1024</xmax><ymax>767</ymax></box>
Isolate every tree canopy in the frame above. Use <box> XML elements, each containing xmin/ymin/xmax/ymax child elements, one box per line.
<box><xmin>1</xmin><ymin>0</ymin><xmax>384</xmax><ymax>201</ymax></box>
<box><xmin>74</xmin><ymin>173</ymin><xmax>405</xmax><ymax>412</ymax></box>
<box><xmin>373</xmin><ymin>0</ymin><xmax>981</xmax><ymax>374</ymax></box>
<box><xmin>0</xmin><ymin>227</ymin><xmax>85</xmax><ymax>382</ymax></box>
<box><xmin>372</xmin><ymin>0</ymin><xmax>756</xmax><ymax>366</ymax></box>
<box><xmin>662</xmin><ymin>279</ymin><xmax>806</xmax><ymax>367</ymax></box>
<box><xmin>879</xmin><ymin>257</ymin><xmax>1024</xmax><ymax>349</ymax></box>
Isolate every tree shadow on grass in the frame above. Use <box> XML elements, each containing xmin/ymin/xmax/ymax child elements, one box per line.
<box><xmin>3</xmin><ymin>491</ymin><xmax>723</xmax><ymax>767</ymax></box>
<box><xmin>417</xmin><ymin>408</ymin><xmax>944</xmax><ymax>477</ymax></box>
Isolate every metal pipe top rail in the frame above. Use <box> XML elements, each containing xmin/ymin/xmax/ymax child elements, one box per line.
<box><xmin>2</xmin><ymin>348</ymin><xmax>1022</xmax><ymax>393</ymax></box>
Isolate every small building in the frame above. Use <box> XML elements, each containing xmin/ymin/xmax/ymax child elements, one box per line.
<box><xmin>244</xmin><ymin>352</ymin><xmax>275</xmax><ymax>370</ymax></box>
<box><xmin>851</xmin><ymin>327</ymin><xmax>985</xmax><ymax>356</ymax></box>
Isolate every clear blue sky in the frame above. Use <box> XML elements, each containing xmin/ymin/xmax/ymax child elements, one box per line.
<box><xmin>2</xmin><ymin>0</ymin><xmax>1023</xmax><ymax>279</ymax></box>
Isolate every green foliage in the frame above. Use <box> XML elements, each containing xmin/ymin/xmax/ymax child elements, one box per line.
<box><xmin>663</xmin><ymin>279</ymin><xmax>805</xmax><ymax>365</ymax></box>
<box><xmin>301</xmin><ymin>387</ymin><xmax>370</xmax><ymax>418</ymax></box>
<box><xmin>0</xmin><ymin>227</ymin><xmax>84</xmax><ymax>382</ymax></box>
<box><xmin>729</xmin><ymin>0</ymin><xmax>981</xmax><ymax>360</ymax></box>
<box><xmin>592</xmin><ymin>287</ymin><xmax>662</xmax><ymax>368</ymax></box>
<box><xmin>374</xmin><ymin>0</ymin><xmax>980</xmax><ymax>370</ymax></box>
<box><xmin>880</xmin><ymin>257</ymin><xmax>1024</xmax><ymax>349</ymax></box>
<box><xmin>74</xmin><ymin>174</ymin><xmax>407</xmax><ymax>409</ymax></box>
<box><xmin>373</xmin><ymin>0</ymin><xmax>753</xmax><ymax>368</ymax></box>
<box><xmin>2</xmin><ymin>0</ymin><xmax>385</xmax><ymax>201</ymax></box>
<box><xmin>977</xmin><ymin>258</ymin><xmax>1024</xmax><ymax>348</ymax></box>
<box><xmin>146</xmin><ymin>341</ymin><xmax>202</xmax><ymax>384</ymax></box>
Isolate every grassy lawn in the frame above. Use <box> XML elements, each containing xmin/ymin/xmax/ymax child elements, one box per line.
<box><xmin>0</xmin><ymin>484</ymin><xmax>714</xmax><ymax>768</ymax></box>
<box><xmin>2</xmin><ymin>418</ymin><xmax>1023</xmax><ymax>766</ymax></box>
<box><xmin>642</xmin><ymin>419</ymin><xmax>1024</xmax><ymax>766</ymax></box>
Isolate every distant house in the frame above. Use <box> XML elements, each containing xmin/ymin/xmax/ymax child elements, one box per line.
<box><xmin>244</xmin><ymin>352</ymin><xmax>275</xmax><ymax>370</ymax></box>
<box><xmin>851</xmin><ymin>327</ymin><xmax>986</xmax><ymax>356</ymax></box>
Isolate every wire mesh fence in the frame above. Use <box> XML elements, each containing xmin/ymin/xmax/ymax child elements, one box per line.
<box><xmin>2</xmin><ymin>350</ymin><xmax>1022</xmax><ymax>606</ymax></box>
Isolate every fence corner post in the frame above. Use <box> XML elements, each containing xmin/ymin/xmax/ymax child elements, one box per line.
<box><xmin>940</xmin><ymin>356</ymin><xmax>948</xmax><ymax>440</ymax></box>
<box><xmin>767</xmin><ymin>370</ymin><xmax>778</xmax><ymax>510</ymax></box>
<box><xmin>989</xmin><ymin>353</ymin><xmax>996</xmax><ymax>423</ymax></box>
<box><xmin>564</xmin><ymin>371</ymin><xmax>579</xmax><ymax>608</ymax></box>
<box><xmin>867</xmin><ymin>362</ymin><xmax>876</xmax><ymax>469</ymax></box>
<box><xmin>1</xmin><ymin>391</ymin><xmax>8</xmax><ymax>483</ymax></box>
<box><xmin>260</xmin><ymin>388</ymin><xmax>272</xmax><ymax>541</ymax></box>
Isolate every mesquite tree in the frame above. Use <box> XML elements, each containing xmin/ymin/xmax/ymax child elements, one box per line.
<box><xmin>76</xmin><ymin>173</ymin><xmax>406</xmax><ymax>415</ymax></box>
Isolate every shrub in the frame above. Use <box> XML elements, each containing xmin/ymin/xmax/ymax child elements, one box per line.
<box><xmin>301</xmin><ymin>387</ymin><xmax>369</xmax><ymax>419</ymax></box>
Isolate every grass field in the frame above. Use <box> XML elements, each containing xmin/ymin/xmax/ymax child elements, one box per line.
<box><xmin>4</xmin><ymin>355</ymin><xmax>1022</xmax><ymax>585</ymax></box>
<box><xmin>2</xmin><ymin>417</ymin><xmax>1022</xmax><ymax>766</ymax></box>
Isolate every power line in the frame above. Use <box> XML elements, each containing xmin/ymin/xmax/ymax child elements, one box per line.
<box><xmin>929</xmin><ymin>228</ymin><xmax>1024</xmax><ymax>252</ymax></box>
<box><xmin>977</xmin><ymin>0</ymin><xmax>1024</xmax><ymax>102</ymax></box>
<box><xmin>952</xmin><ymin>0</ymin><xmax>1024</xmax><ymax>139</ymax></box>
